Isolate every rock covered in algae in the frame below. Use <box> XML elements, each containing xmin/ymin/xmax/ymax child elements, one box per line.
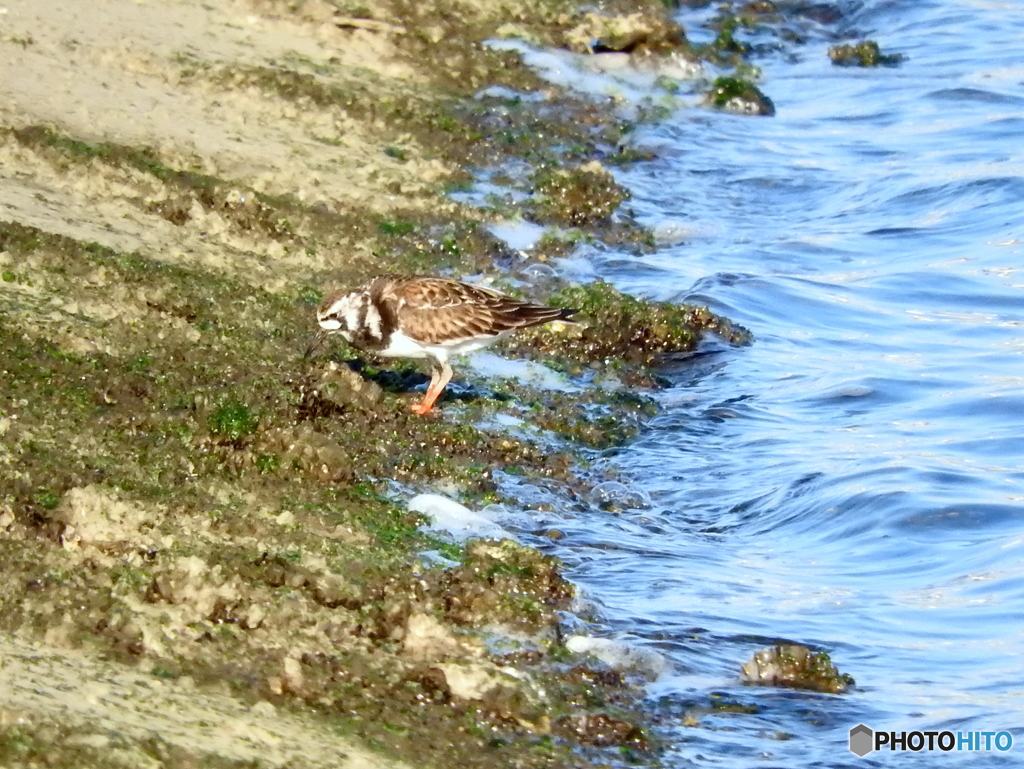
<box><xmin>530</xmin><ymin>161</ymin><xmax>629</xmax><ymax>227</ymax></box>
<box><xmin>741</xmin><ymin>643</ymin><xmax>854</xmax><ymax>694</ymax></box>
<box><xmin>556</xmin><ymin>711</ymin><xmax>648</xmax><ymax>748</ymax></box>
<box><xmin>705</xmin><ymin>76</ymin><xmax>775</xmax><ymax>116</ymax></box>
<box><xmin>514</xmin><ymin>278</ymin><xmax>751</xmax><ymax>368</ymax></box>
<box><xmin>829</xmin><ymin>40</ymin><xmax>904</xmax><ymax>67</ymax></box>
<box><xmin>438</xmin><ymin>540</ymin><xmax>574</xmax><ymax>632</ymax></box>
<box><xmin>309</xmin><ymin>361</ymin><xmax>384</xmax><ymax>412</ymax></box>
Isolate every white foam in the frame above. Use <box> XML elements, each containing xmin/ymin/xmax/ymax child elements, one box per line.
<box><xmin>486</xmin><ymin>39</ymin><xmax>702</xmax><ymax>108</ymax></box>
<box><xmin>409</xmin><ymin>494</ymin><xmax>511</xmax><ymax>541</ymax></box>
<box><xmin>475</xmin><ymin>85</ymin><xmax>545</xmax><ymax>102</ymax></box>
<box><xmin>565</xmin><ymin>635</ymin><xmax>669</xmax><ymax>680</ymax></box>
<box><xmin>487</xmin><ymin>220</ymin><xmax>548</xmax><ymax>251</ymax></box>
<box><xmin>480</xmin><ymin>503</ymin><xmax>537</xmax><ymax>533</ymax></box>
<box><xmin>469</xmin><ymin>351</ymin><xmax>581</xmax><ymax>392</ymax></box>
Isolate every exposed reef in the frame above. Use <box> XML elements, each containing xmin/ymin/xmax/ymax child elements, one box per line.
<box><xmin>741</xmin><ymin>644</ymin><xmax>855</xmax><ymax>694</ymax></box>
<box><xmin>705</xmin><ymin>76</ymin><xmax>776</xmax><ymax>116</ymax></box>
<box><xmin>829</xmin><ymin>40</ymin><xmax>905</xmax><ymax>67</ymax></box>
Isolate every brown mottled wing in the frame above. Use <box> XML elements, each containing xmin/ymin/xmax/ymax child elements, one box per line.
<box><xmin>390</xmin><ymin>277</ymin><xmax>570</xmax><ymax>345</ymax></box>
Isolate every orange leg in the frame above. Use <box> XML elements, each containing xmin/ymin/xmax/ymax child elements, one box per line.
<box><xmin>409</xmin><ymin>361</ymin><xmax>453</xmax><ymax>415</ymax></box>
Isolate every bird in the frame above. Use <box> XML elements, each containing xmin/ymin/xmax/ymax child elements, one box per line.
<box><xmin>307</xmin><ymin>275</ymin><xmax>575</xmax><ymax>415</ymax></box>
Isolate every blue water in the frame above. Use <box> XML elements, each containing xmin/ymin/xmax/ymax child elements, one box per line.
<box><xmin>504</xmin><ymin>1</ymin><xmax>1024</xmax><ymax>765</ymax></box>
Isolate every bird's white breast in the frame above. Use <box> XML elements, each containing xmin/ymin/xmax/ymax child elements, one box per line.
<box><xmin>378</xmin><ymin>329</ymin><xmax>434</xmax><ymax>359</ymax></box>
<box><xmin>378</xmin><ymin>329</ymin><xmax>509</xmax><ymax>362</ymax></box>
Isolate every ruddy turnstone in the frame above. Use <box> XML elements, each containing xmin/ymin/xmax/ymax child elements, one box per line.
<box><xmin>308</xmin><ymin>275</ymin><xmax>574</xmax><ymax>415</ymax></box>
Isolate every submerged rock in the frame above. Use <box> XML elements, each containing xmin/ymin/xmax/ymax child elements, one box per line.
<box><xmin>587</xmin><ymin>481</ymin><xmax>652</xmax><ymax>512</ymax></box>
<box><xmin>741</xmin><ymin>643</ymin><xmax>854</xmax><ymax>694</ymax></box>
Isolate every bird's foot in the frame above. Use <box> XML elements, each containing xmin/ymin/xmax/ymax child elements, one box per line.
<box><xmin>409</xmin><ymin>402</ymin><xmax>434</xmax><ymax>416</ymax></box>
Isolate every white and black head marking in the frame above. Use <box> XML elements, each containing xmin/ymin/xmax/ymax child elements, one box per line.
<box><xmin>317</xmin><ymin>288</ymin><xmax>387</xmax><ymax>348</ymax></box>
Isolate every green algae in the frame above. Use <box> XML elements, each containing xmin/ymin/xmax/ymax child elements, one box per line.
<box><xmin>209</xmin><ymin>401</ymin><xmax>259</xmax><ymax>444</ymax></box>
<box><xmin>530</xmin><ymin>164</ymin><xmax>630</xmax><ymax>228</ymax></box>
<box><xmin>679</xmin><ymin>0</ymin><xmax>897</xmax><ymax>115</ymax></box>
<box><xmin>708</xmin><ymin>10</ymin><xmax>751</xmax><ymax>61</ymax></box>
<box><xmin>706</xmin><ymin>76</ymin><xmax>775</xmax><ymax>116</ymax></box>
<box><xmin>507</xmin><ymin>279</ymin><xmax>750</xmax><ymax>371</ymax></box>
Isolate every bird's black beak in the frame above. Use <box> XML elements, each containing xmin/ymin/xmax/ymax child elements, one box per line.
<box><xmin>303</xmin><ymin>328</ymin><xmax>330</xmax><ymax>360</ymax></box>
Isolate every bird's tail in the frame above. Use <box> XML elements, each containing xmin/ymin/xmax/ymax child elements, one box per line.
<box><xmin>510</xmin><ymin>304</ymin><xmax>576</xmax><ymax>328</ymax></box>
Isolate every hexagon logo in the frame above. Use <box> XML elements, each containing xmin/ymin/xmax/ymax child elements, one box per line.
<box><xmin>849</xmin><ymin>724</ymin><xmax>874</xmax><ymax>756</ymax></box>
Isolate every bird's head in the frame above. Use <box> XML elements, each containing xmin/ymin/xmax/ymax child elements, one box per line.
<box><xmin>316</xmin><ymin>289</ymin><xmax>366</xmax><ymax>343</ymax></box>
<box><xmin>304</xmin><ymin>289</ymin><xmax>365</xmax><ymax>358</ymax></box>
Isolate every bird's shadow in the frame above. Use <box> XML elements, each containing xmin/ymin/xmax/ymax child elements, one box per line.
<box><xmin>345</xmin><ymin>357</ymin><xmax>428</xmax><ymax>393</ymax></box>
<box><xmin>344</xmin><ymin>358</ymin><xmax>511</xmax><ymax>407</ymax></box>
